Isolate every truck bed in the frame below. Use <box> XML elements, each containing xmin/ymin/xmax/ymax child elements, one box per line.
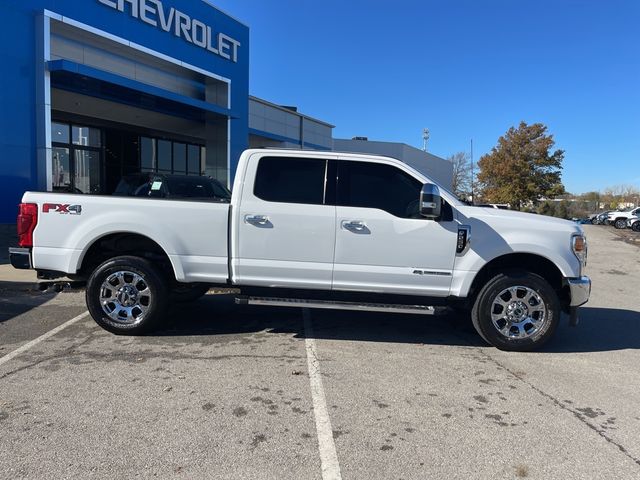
<box><xmin>23</xmin><ymin>192</ymin><xmax>230</xmax><ymax>283</ymax></box>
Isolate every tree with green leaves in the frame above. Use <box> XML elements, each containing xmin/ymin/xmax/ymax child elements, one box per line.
<box><xmin>477</xmin><ymin>122</ymin><xmax>565</xmax><ymax>210</ymax></box>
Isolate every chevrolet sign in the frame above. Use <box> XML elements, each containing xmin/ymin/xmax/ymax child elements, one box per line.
<box><xmin>98</xmin><ymin>0</ymin><xmax>241</xmax><ymax>62</ymax></box>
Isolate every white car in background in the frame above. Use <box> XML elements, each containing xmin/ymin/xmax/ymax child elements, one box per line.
<box><xmin>627</xmin><ymin>216</ymin><xmax>640</xmax><ymax>232</ymax></box>
<box><xmin>608</xmin><ymin>207</ymin><xmax>640</xmax><ymax>229</ymax></box>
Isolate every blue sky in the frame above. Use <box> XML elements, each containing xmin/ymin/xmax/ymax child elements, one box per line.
<box><xmin>213</xmin><ymin>0</ymin><xmax>639</xmax><ymax>194</ymax></box>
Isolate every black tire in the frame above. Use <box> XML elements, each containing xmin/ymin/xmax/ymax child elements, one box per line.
<box><xmin>590</xmin><ymin>217</ymin><xmax>598</xmax><ymax>224</ymax></box>
<box><xmin>632</xmin><ymin>221</ymin><xmax>640</xmax><ymax>233</ymax></box>
<box><xmin>471</xmin><ymin>270</ymin><xmax>560</xmax><ymax>351</ymax></box>
<box><xmin>170</xmin><ymin>283</ymin><xmax>210</xmax><ymax>302</ymax></box>
<box><xmin>614</xmin><ymin>218</ymin><xmax>626</xmax><ymax>229</ymax></box>
<box><xmin>86</xmin><ymin>255</ymin><xmax>169</xmax><ymax>335</ymax></box>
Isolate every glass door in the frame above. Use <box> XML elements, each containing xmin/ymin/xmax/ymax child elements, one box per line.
<box><xmin>52</xmin><ymin>147</ymin><xmax>71</xmax><ymax>192</ymax></box>
<box><xmin>51</xmin><ymin>121</ymin><xmax>103</xmax><ymax>194</ymax></box>
<box><xmin>74</xmin><ymin>150</ymin><xmax>101</xmax><ymax>194</ymax></box>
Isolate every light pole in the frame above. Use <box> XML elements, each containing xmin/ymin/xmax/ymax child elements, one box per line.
<box><xmin>470</xmin><ymin>138</ymin><xmax>474</xmax><ymax>204</ymax></box>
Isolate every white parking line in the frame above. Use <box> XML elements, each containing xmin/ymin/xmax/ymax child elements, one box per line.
<box><xmin>0</xmin><ymin>311</ymin><xmax>89</xmax><ymax>367</ymax></box>
<box><xmin>303</xmin><ymin>308</ymin><xmax>342</xmax><ymax>480</ymax></box>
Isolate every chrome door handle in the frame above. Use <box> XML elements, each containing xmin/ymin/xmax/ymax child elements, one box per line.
<box><xmin>245</xmin><ymin>215</ymin><xmax>269</xmax><ymax>225</ymax></box>
<box><xmin>342</xmin><ymin>220</ymin><xmax>366</xmax><ymax>232</ymax></box>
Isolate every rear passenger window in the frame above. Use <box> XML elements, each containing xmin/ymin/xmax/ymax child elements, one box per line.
<box><xmin>337</xmin><ymin>161</ymin><xmax>422</xmax><ymax>218</ymax></box>
<box><xmin>254</xmin><ymin>156</ymin><xmax>327</xmax><ymax>205</ymax></box>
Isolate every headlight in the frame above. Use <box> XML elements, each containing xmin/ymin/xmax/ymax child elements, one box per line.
<box><xmin>572</xmin><ymin>234</ymin><xmax>587</xmax><ymax>268</ymax></box>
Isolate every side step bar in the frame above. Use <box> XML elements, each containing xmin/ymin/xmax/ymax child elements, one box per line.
<box><xmin>235</xmin><ymin>296</ymin><xmax>435</xmax><ymax>315</ymax></box>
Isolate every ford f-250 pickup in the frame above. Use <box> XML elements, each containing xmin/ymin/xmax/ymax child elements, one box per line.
<box><xmin>9</xmin><ymin>149</ymin><xmax>591</xmax><ymax>351</ymax></box>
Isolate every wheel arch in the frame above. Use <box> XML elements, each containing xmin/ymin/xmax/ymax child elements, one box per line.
<box><xmin>78</xmin><ymin>232</ymin><xmax>179</xmax><ymax>281</ymax></box>
<box><xmin>466</xmin><ymin>252</ymin><xmax>568</xmax><ymax>308</ymax></box>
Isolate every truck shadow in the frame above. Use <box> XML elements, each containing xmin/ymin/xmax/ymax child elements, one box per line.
<box><xmin>158</xmin><ymin>295</ymin><xmax>481</xmax><ymax>348</ymax></box>
<box><xmin>543</xmin><ymin>306</ymin><xmax>640</xmax><ymax>353</ymax></box>
<box><xmin>0</xmin><ymin>282</ymin><xmax>54</xmax><ymax>324</ymax></box>
<box><xmin>159</xmin><ymin>296</ymin><xmax>640</xmax><ymax>353</ymax></box>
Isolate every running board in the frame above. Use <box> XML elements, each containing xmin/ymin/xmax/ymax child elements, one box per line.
<box><xmin>235</xmin><ymin>296</ymin><xmax>435</xmax><ymax>315</ymax></box>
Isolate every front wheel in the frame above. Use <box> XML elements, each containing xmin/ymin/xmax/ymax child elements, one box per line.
<box><xmin>632</xmin><ymin>222</ymin><xmax>640</xmax><ymax>232</ymax></box>
<box><xmin>471</xmin><ymin>271</ymin><xmax>560</xmax><ymax>351</ymax></box>
<box><xmin>86</xmin><ymin>256</ymin><xmax>169</xmax><ymax>335</ymax></box>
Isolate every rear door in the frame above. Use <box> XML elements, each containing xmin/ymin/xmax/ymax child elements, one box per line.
<box><xmin>333</xmin><ymin>159</ymin><xmax>458</xmax><ymax>296</ymax></box>
<box><xmin>234</xmin><ymin>154</ymin><xmax>337</xmax><ymax>289</ymax></box>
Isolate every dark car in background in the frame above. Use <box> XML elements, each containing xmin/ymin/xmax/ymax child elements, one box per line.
<box><xmin>113</xmin><ymin>173</ymin><xmax>231</xmax><ymax>203</ymax></box>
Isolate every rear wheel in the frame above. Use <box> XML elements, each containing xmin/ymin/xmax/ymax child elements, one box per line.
<box><xmin>86</xmin><ymin>256</ymin><xmax>168</xmax><ymax>334</ymax></box>
<box><xmin>471</xmin><ymin>270</ymin><xmax>560</xmax><ymax>351</ymax></box>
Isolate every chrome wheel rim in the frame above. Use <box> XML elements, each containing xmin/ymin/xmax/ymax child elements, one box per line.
<box><xmin>99</xmin><ymin>270</ymin><xmax>152</xmax><ymax>325</ymax></box>
<box><xmin>490</xmin><ymin>286</ymin><xmax>547</xmax><ymax>340</ymax></box>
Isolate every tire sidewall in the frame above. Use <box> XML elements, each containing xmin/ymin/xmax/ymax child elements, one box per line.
<box><xmin>632</xmin><ymin>222</ymin><xmax>640</xmax><ymax>232</ymax></box>
<box><xmin>614</xmin><ymin>218</ymin><xmax>626</xmax><ymax>229</ymax></box>
<box><xmin>472</xmin><ymin>271</ymin><xmax>560</xmax><ymax>351</ymax></box>
<box><xmin>86</xmin><ymin>256</ymin><xmax>168</xmax><ymax>334</ymax></box>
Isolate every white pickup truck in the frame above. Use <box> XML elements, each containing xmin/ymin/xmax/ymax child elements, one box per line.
<box><xmin>9</xmin><ymin>149</ymin><xmax>590</xmax><ymax>351</ymax></box>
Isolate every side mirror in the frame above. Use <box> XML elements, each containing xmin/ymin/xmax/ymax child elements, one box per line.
<box><xmin>420</xmin><ymin>183</ymin><xmax>442</xmax><ymax>219</ymax></box>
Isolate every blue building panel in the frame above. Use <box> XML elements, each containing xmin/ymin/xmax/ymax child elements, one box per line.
<box><xmin>0</xmin><ymin>0</ymin><xmax>249</xmax><ymax>223</ymax></box>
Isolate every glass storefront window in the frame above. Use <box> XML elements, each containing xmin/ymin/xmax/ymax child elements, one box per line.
<box><xmin>74</xmin><ymin>150</ymin><xmax>101</xmax><ymax>194</ymax></box>
<box><xmin>188</xmin><ymin>145</ymin><xmax>201</xmax><ymax>175</ymax></box>
<box><xmin>173</xmin><ymin>143</ymin><xmax>186</xmax><ymax>174</ymax></box>
<box><xmin>52</xmin><ymin>147</ymin><xmax>71</xmax><ymax>191</ymax></box>
<box><xmin>157</xmin><ymin>140</ymin><xmax>172</xmax><ymax>172</ymax></box>
<box><xmin>72</xmin><ymin>126</ymin><xmax>101</xmax><ymax>147</ymax></box>
<box><xmin>52</xmin><ymin>123</ymin><xmax>70</xmax><ymax>144</ymax></box>
<box><xmin>141</xmin><ymin>137</ymin><xmax>156</xmax><ymax>172</ymax></box>
<box><xmin>139</xmin><ymin>136</ymin><xmax>204</xmax><ymax>176</ymax></box>
<box><xmin>51</xmin><ymin>121</ymin><xmax>103</xmax><ymax>194</ymax></box>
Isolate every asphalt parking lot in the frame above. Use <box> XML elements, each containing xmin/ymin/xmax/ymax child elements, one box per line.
<box><xmin>1</xmin><ymin>224</ymin><xmax>639</xmax><ymax>480</ymax></box>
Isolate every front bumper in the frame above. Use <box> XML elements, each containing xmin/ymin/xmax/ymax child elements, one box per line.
<box><xmin>568</xmin><ymin>276</ymin><xmax>591</xmax><ymax>307</ymax></box>
<box><xmin>9</xmin><ymin>247</ymin><xmax>32</xmax><ymax>270</ymax></box>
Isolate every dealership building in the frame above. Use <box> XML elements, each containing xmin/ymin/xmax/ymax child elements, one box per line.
<box><xmin>0</xmin><ymin>0</ymin><xmax>451</xmax><ymax>224</ymax></box>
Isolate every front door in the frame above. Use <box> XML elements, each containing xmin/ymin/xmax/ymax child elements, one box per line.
<box><xmin>235</xmin><ymin>154</ymin><xmax>337</xmax><ymax>290</ymax></box>
<box><xmin>333</xmin><ymin>159</ymin><xmax>458</xmax><ymax>297</ymax></box>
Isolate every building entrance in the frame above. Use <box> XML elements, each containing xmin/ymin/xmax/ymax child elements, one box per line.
<box><xmin>51</xmin><ymin>122</ymin><xmax>103</xmax><ymax>194</ymax></box>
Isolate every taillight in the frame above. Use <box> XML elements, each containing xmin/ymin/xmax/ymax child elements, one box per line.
<box><xmin>17</xmin><ymin>203</ymin><xmax>38</xmax><ymax>247</ymax></box>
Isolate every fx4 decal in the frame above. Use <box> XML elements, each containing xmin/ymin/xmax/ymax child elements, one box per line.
<box><xmin>42</xmin><ymin>203</ymin><xmax>82</xmax><ymax>215</ymax></box>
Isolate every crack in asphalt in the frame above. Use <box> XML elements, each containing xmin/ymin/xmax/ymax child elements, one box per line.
<box><xmin>476</xmin><ymin>347</ymin><xmax>640</xmax><ymax>468</ymax></box>
<box><xmin>0</xmin><ymin>343</ymin><xmax>303</xmax><ymax>380</ymax></box>
<box><xmin>0</xmin><ymin>333</ymin><xmax>97</xmax><ymax>380</ymax></box>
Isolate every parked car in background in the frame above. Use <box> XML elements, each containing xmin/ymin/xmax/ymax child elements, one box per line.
<box><xmin>627</xmin><ymin>217</ymin><xmax>640</xmax><ymax>232</ymax></box>
<box><xmin>608</xmin><ymin>207</ymin><xmax>640</xmax><ymax>229</ymax></box>
<box><xmin>113</xmin><ymin>173</ymin><xmax>231</xmax><ymax>203</ymax></box>
<box><xmin>594</xmin><ymin>211</ymin><xmax>614</xmax><ymax>225</ymax></box>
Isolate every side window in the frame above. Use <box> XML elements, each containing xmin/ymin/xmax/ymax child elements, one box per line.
<box><xmin>254</xmin><ymin>156</ymin><xmax>327</xmax><ymax>205</ymax></box>
<box><xmin>337</xmin><ymin>161</ymin><xmax>422</xmax><ymax>218</ymax></box>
